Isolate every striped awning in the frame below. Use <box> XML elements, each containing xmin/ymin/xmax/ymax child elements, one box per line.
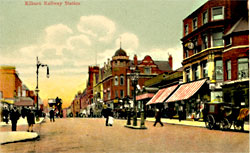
<box><xmin>165</xmin><ymin>79</ymin><xmax>207</xmax><ymax>103</ymax></box>
<box><xmin>146</xmin><ymin>85</ymin><xmax>178</xmax><ymax>105</ymax></box>
<box><xmin>136</xmin><ymin>93</ymin><xmax>155</xmax><ymax>101</ymax></box>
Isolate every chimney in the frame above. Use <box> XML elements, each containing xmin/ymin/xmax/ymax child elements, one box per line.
<box><xmin>134</xmin><ymin>54</ymin><xmax>138</xmax><ymax>66</ymax></box>
<box><xmin>168</xmin><ymin>54</ymin><xmax>173</xmax><ymax>70</ymax></box>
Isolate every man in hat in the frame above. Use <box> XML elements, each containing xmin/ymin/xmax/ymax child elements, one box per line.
<box><xmin>10</xmin><ymin>107</ymin><xmax>20</xmax><ymax>131</ymax></box>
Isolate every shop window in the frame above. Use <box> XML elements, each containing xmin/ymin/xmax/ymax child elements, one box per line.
<box><xmin>202</xmin><ymin>10</ymin><xmax>208</xmax><ymax>24</ymax></box>
<box><xmin>192</xmin><ymin>17</ymin><xmax>197</xmax><ymax>31</ymax></box>
<box><xmin>226</xmin><ymin>60</ymin><xmax>231</xmax><ymax>80</ymax></box>
<box><xmin>201</xmin><ymin>33</ymin><xmax>208</xmax><ymax>50</ymax></box>
<box><xmin>238</xmin><ymin>58</ymin><xmax>249</xmax><ymax>79</ymax></box>
<box><xmin>212</xmin><ymin>6</ymin><xmax>224</xmax><ymax>21</ymax></box>
<box><xmin>120</xmin><ymin>75</ymin><xmax>124</xmax><ymax>85</ymax></box>
<box><xmin>215</xmin><ymin>59</ymin><xmax>223</xmax><ymax>80</ymax></box>
<box><xmin>212</xmin><ymin>30</ymin><xmax>224</xmax><ymax>47</ymax></box>
<box><xmin>114</xmin><ymin>76</ymin><xmax>118</xmax><ymax>86</ymax></box>
<box><xmin>184</xmin><ymin>24</ymin><xmax>188</xmax><ymax>36</ymax></box>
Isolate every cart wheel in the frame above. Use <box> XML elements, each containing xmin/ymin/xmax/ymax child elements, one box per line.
<box><xmin>206</xmin><ymin>115</ymin><xmax>215</xmax><ymax>129</ymax></box>
<box><xmin>220</xmin><ymin>118</ymin><xmax>231</xmax><ymax>130</ymax></box>
<box><xmin>234</xmin><ymin>120</ymin><xmax>244</xmax><ymax>131</ymax></box>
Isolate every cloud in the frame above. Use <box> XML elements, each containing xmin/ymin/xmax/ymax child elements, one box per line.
<box><xmin>67</xmin><ymin>34</ymin><xmax>92</xmax><ymax>50</ymax></box>
<box><xmin>77</xmin><ymin>15</ymin><xmax>116</xmax><ymax>43</ymax></box>
<box><xmin>44</xmin><ymin>24</ymin><xmax>73</xmax><ymax>55</ymax></box>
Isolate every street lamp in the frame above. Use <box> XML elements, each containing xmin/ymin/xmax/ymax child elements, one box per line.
<box><xmin>130</xmin><ymin>65</ymin><xmax>139</xmax><ymax>126</ymax></box>
<box><xmin>35</xmin><ymin>56</ymin><xmax>49</xmax><ymax>119</ymax></box>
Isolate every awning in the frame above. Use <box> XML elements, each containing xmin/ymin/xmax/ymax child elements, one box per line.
<box><xmin>165</xmin><ymin>79</ymin><xmax>207</xmax><ymax>103</ymax></box>
<box><xmin>14</xmin><ymin>97</ymin><xmax>34</xmax><ymax>106</ymax></box>
<box><xmin>146</xmin><ymin>85</ymin><xmax>178</xmax><ymax>105</ymax></box>
<box><xmin>136</xmin><ymin>93</ymin><xmax>154</xmax><ymax>101</ymax></box>
<box><xmin>0</xmin><ymin>99</ymin><xmax>15</xmax><ymax>104</ymax></box>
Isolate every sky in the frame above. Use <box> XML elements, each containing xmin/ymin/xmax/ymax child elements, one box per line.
<box><xmin>0</xmin><ymin>0</ymin><xmax>208</xmax><ymax>108</ymax></box>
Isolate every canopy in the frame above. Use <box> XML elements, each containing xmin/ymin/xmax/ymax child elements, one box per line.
<box><xmin>136</xmin><ymin>93</ymin><xmax>154</xmax><ymax>101</ymax></box>
<box><xmin>146</xmin><ymin>85</ymin><xmax>178</xmax><ymax>105</ymax></box>
<box><xmin>14</xmin><ymin>97</ymin><xmax>34</xmax><ymax>106</ymax></box>
<box><xmin>165</xmin><ymin>79</ymin><xmax>207</xmax><ymax>103</ymax></box>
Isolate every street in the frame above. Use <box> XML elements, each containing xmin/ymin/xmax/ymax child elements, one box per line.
<box><xmin>1</xmin><ymin>118</ymin><xmax>249</xmax><ymax>153</ymax></box>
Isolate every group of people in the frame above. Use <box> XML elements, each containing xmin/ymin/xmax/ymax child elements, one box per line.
<box><xmin>2</xmin><ymin>106</ymin><xmax>35</xmax><ymax>132</ymax></box>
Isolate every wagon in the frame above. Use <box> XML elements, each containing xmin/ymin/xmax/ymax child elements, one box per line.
<box><xmin>203</xmin><ymin>102</ymin><xmax>249</xmax><ymax>131</ymax></box>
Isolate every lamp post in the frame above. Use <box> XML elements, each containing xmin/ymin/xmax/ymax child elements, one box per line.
<box><xmin>124</xmin><ymin>96</ymin><xmax>131</xmax><ymax>125</ymax></box>
<box><xmin>35</xmin><ymin>56</ymin><xmax>49</xmax><ymax>119</ymax></box>
<box><xmin>130</xmin><ymin>66</ymin><xmax>139</xmax><ymax>126</ymax></box>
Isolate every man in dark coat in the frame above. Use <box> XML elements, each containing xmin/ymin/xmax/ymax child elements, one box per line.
<box><xmin>21</xmin><ymin>106</ymin><xmax>27</xmax><ymax>118</ymax></box>
<box><xmin>102</xmin><ymin>104</ymin><xmax>112</xmax><ymax>126</ymax></box>
<box><xmin>153</xmin><ymin>109</ymin><xmax>164</xmax><ymax>127</ymax></box>
<box><xmin>26</xmin><ymin>107</ymin><xmax>35</xmax><ymax>132</ymax></box>
<box><xmin>10</xmin><ymin>107</ymin><xmax>20</xmax><ymax>131</ymax></box>
<box><xmin>49</xmin><ymin>109</ymin><xmax>55</xmax><ymax>122</ymax></box>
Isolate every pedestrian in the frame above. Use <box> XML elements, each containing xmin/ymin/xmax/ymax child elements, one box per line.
<box><xmin>26</xmin><ymin>107</ymin><xmax>35</xmax><ymax>132</ymax></box>
<box><xmin>102</xmin><ymin>104</ymin><xmax>113</xmax><ymax>126</ymax></box>
<box><xmin>178</xmin><ymin>105</ymin><xmax>183</xmax><ymax>122</ymax></box>
<box><xmin>2</xmin><ymin>106</ymin><xmax>9</xmax><ymax>124</ymax></box>
<box><xmin>10</xmin><ymin>107</ymin><xmax>20</xmax><ymax>131</ymax></box>
<box><xmin>153</xmin><ymin>109</ymin><xmax>163</xmax><ymax>127</ymax></box>
<box><xmin>21</xmin><ymin>106</ymin><xmax>27</xmax><ymax>119</ymax></box>
<box><xmin>49</xmin><ymin>109</ymin><xmax>55</xmax><ymax>122</ymax></box>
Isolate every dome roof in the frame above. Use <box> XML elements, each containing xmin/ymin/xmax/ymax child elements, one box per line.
<box><xmin>114</xmin><ymin>48</ymin><xmax>127</xmax><ymax>57</ymax></box>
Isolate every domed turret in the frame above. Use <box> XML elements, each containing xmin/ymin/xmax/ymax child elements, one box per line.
<box><xmin>114</xmin><ymin>48</ymin><xmax>127</xmax><ymax>57</ymax></box>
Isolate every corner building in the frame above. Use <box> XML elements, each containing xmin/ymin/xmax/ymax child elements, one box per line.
<box><xmin>181</xmin><ymin>0</ymin><xmax>248</xmax><ymax>104</ymax></box>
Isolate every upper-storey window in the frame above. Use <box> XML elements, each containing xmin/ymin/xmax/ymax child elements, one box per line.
<box><xmin>201</xmin><ymin>61</ymin><xmax>208</xmax><ymax>78</ymax></box>
<box><xmin>144</xmin><ymin>67</ymin><xmax>151</xmax><ymax>74</ymax></box>
<box><xmin>212</xmin><ymin>30</ymin><xmax>224</xmax><ymax>47</ymax></box>
<box><xmin>193</xmin><ymin>18</ymin><xmax>197</xmax><ymax>31</ymax></box>
<box><xmin>202</xmin><ymin>33</ymin><xmax>208</xmax><ymax>50</ymax></box>
<box><xmin>184</xmin><ymin>24</ymin><xmax>188</xmax><ymax>36</ymax></box>
<box><xmin>238</xmin><ymin>58</ymin><xmax>249</xmax><ymax>79</ymax></box>
<box><xmin>114</xmin><ymin>76</ymin><xmax>118</xmax><ymax>86</ymax></box>
<box><xmin>193</xmin><ymin>37</ymin><xmax>198</xmax><ymax>54</ymax></box>
<box><xmin>202</xmin><ymin>11</ymin><xmax>208</xmax><ymax>24</ymax></box>
<box><xmin>215</xmin><ymin>59</ymin><xmax>223</xmax><ymax>80</ymax></box>
<box><xmin>120</xmin><ymin>75</ymin><xmax>124</xmax><ymax>85</ymax></box>
<box><xmin>226</xmin><ymin>60</ymin><xmax>231</xmax><ymax>80</ymax></box>
<box><xmin>212</xmin><ymin>6</ymin><xmax>224</xmax><ymax>21</ymax></box>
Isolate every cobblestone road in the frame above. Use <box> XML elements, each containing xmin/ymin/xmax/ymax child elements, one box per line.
<box><xmin>1</xmin><ymin>118</ymin><xmax>249</xmax><ymax>153</ymax></box>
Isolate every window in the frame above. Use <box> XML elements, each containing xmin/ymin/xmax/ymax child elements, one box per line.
<box><xmin>144</xmin><ymin>67</ymin><xmax>151</xmax><ymax>74</ymax></box>
<box><xmin>184</xmin><ymin>24</ymin><xmax>188</xmax><ymax>35</ymax></box>
<box><xmin>0</xmin><ymin>91</ymin><xmax>2</xmax><ymax>99</ymax></box>
<box><xmin>202</xmin><ymin>33</ymin><xmax>208</xmax><ymax>50</ymax></box>
<box><xmin>185</xmin><ymin>49</ymin><xmax>189</xmax><ymax>58</ymax></box>
<box><xmin>192</xmin><ymin>65</ymin><xmax>199</xmax><ymax>81</ymax></box>
<box><xmin>226</xmin><ymin>60</ymin><xmax>231</xmax><ymax>80</ymax></box>
<box><xmin>120</xmin><ymin>90</ymin><xmax>124</xmax><ymax>98</ymax></box>
<box><xmin>114</xmin><ymin>76</ymin><xmax>118</xmax><ymax>86</ymax></box>
<box><xmin>215</xmin><ymin>60</ymin><xmax>223</xmax><ymax>80</ymax></box>
<box><xmin>201</xmin><ymin>61</ymin><xmax>208</xmax><ymax>78</ymax></box>
<box><xmin>212</xmin><ymin>30</ymin><xmax>224</xmax><ymax>47</ymax></box>
<box><xmin>202</xmin><ymin>11</ymin><xmax>208</xmax><ymax>24</ymax></box>
<box><xmin>193</xmin><ymin>18</ymin><xmax>197</xmax><ymax>31</ymax></box>
<box><xmin>115</xmin><ymin>90</ymin><xmax>118</xmax><ymax>98</ymax></box>
<box><xmin>185</xmin><ymin>68</ymin><xmax>190</xmax><ymax>82</ymax></box>
<box><xmin>238</xmin><ymin>58</ymin><xmax>249</xmax><ymax>79</ymax></box>
<box><xmin>225</xmin><ymin>37</ymin><xmax>232</xmax><ymax>46</ymax></box>
<box><xmin>120</xmin><ymin>75</ymin><xmax>124</xmax><ymax>85</ymax></box>
<box><xmin>212</xmin><ymin>7</ymin><xmax>224</xmax><ymax>20</ymax></box>
<box><xmin>193</xmin><ymin>37</ymin><xmax>198</xmax><ymax>54</ymax></box>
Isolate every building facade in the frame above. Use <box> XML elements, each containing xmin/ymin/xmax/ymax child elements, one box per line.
<box><xmin>181</xmin><ymin>0</ymin><xmax>248</xmax><ymax>104</ymax></box>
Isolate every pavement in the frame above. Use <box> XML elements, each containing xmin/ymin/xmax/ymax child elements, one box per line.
<box><xmin>0</xmin><ymin>117</ymin><xmax>248</xmax><ymax>145</ymax></box>
<box><xmin>0</xmin><ymin>117</ymin><xmax>44</xmax><ymax>145</ymax></box>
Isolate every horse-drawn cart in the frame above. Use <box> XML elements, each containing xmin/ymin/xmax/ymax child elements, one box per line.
<box><xmin>203</xmin><ymin>102</ymin><xmax>249</xmax><ymax>131</ymax></box>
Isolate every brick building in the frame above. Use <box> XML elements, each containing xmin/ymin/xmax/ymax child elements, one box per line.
<box><xmin>178</xmin><ymin>0</ymin><xmax>248</xmax><ymax>116</ymax></box>
<box><xmin>0</xmin><ymin>66</ymin><xmax>22</xmax><ymax>100</ymax></box>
